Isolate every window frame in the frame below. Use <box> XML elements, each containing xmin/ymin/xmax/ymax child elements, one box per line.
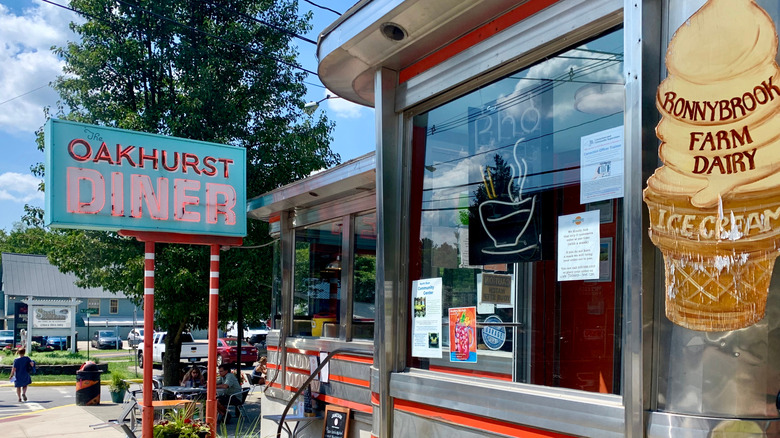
<box><xmin>287</xmin><ymin>199</ymin><xmax>376</xmax><ymax>343</ymax></box>
<box><xmin>376</xmin><ymin>0</ymin><xmax>642</xmax><ymax>436</ymax></box>
<box><xmin>109</xmin><ymin>299</ymin><xmax>119</xmax><ymax>314</ymax></box>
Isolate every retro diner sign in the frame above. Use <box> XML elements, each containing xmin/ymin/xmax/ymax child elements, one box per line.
<box><xmin>44</xmin><ymin>119</ymin><xmax>246</xmax><ymax>237</ymax></box>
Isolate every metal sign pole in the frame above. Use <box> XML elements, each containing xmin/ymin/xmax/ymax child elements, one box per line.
<box><xmin>141</xmin><ymin>242</ymin><xmax>155</xmax><ymax>438</ymax></box>
<box><xmin>206</xmin><ymin>244</ymin><xmax>220</xmax><ymax>437</ymax></box>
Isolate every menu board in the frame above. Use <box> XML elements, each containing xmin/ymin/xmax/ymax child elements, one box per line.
<box><xmin>322</xmin><ymin>405</ymin><xmax>350</xmax><ymax>438</ymax></box>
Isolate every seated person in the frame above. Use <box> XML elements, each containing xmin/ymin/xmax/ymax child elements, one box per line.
<box><xmin>249</xmin><ymin>356</ymin><xmax>267</xmax><ymax>385</ymax></box>
<box><xmin>180</xmin><ymin>366</ymin><xmax>205</xmax><ymax>388</ymax></box>
<box><xmin>215</xmin><ymin>364</ymin><xmax>242</xmax><ymax>417</ymax></box>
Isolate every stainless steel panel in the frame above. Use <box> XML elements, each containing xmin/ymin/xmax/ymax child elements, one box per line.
<box><xmin>624</xmin><ymin>0</ymin><xmax>653</xmax><ymax>436</ymax></box>
<box><xmin>646</xmin><ymin>411</ymin><xmax>780</xmax><ymax>438</ymax></box>
<box><xmin>285</xmin><ymin>336</ymin><xmax>373</xmax><ymax>356</ymax></box>
<box><xmin>375</xmin><ymin>67</ymin><xmax>404</xmax><ymax>438</ymax></box>
<box><xmin>317</xmin><ymin>0</ymin><xmax>533</xmax><ymax>107</ymax></box>
<box><xmin>280</xmin><ymin>210</ymin><xmax>294</xmax><ymax>391</ymax></box>
<box><xmin>393</xmin><ymin>410</ymin><xmax>511</xmax><ymax>438</ymax></box>
<box><xmin>330</xmin><ymin>358</ymin><xmax>372</xmax><ymax>384</ymax></box>
<box><xmin>340</xmin><ymin>214</ymin><xmax>354</xmax><ymax>341</ymax></box>
<box><xmin>398</xmin><ymin>0</ymin><xmax>623</xmax><ymax>113</ymax></box>
<box><xmin>292</xmin><ymin>192</ymin><xmax>375</xmax><ymax>229</ymax></box>
<box><xmin>651</xmin><ymin>0</ymin><xmax>780</xmax><ymax>420</ymax></box>
<box><xmin>246</xmin><ymin>153</ymin><xmax>375</xmax><ymax>221</ymax></box>
<box><xmin>390</xmin><ymin>370</ymin><xmax>625</xmax><ymax>438</ymax></box>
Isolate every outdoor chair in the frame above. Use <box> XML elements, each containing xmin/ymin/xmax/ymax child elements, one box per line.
<box><xmin>223</xmin><ymin>387</ymin><xmax>251</xmax><ymax>425</ymax></box>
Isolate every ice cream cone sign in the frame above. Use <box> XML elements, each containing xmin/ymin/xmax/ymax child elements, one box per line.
<box><xmin>645</xmin><ymin>0</ymin><xmax>780</xmax><ymax>331</ymax></box>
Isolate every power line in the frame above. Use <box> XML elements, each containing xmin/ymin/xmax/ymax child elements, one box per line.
<box><xmin>113</xmin><ymin>0</ymin><xmax>320</xmax><ymax>75</ymax></box>
<box><xmin>0</xmin><ymin>84</ymin><xmax>50</xmax><ymax>107</ymax></box>
<box><xmin>204</xmin><ymin>0</ymin><xmax>317</xmax><ymax>45</ymax></box>
<box><xmin>302</xmin><ymin>0</ymin><xmax>341</xmax><ymax>16</ymax></box>
<box><xmin>42</xmin><ymin>0</ymin><xmax>319</xmax><ymax>76</ymax></box>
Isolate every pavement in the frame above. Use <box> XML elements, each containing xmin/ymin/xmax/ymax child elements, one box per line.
<box><xmin>0</xmin><ymin>387</ymin><xmax>264</xmax><ymax>438</ymax></box>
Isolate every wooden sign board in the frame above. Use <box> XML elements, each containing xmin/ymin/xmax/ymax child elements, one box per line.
<box><xmin>322</xmin><ymin>405</ymin><xmax>350</xmax><ymax>438</ymax></box>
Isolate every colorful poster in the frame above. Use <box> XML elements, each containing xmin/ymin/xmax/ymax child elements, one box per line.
<box><xmin>449</xmin><ymin>307</ymin><xmax>477</xmax><ymax>363</ymax></box>
<box><xmin>411</xmin><ymin>278</ymin><xmax>443</xmax><ymax>358</ymax></box>
<box><xmin>557</xmin><ymin>211</ymin><xmax>600</xmax><ymax>281</ymax></box>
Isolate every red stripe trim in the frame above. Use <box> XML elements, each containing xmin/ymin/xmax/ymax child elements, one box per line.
<box><xmin>329</xmin><ymin>374</ymin><xmax>370</xmax><ymax>388</ymax></box>
<box><xmin>398</xmin><ymin>0</ymin><xmax>560</xmax><ymax>83</ymax></box>
<box><xmin>317</xmin><ymin>394</ymin><xmax>372</xmax><ymax>414</ymax></box>
<box><xmin>287</xmin><ymin>366</ymin><xmax>311</xmax><ymax>375</ymax></box>
<box><xmin>428</xmin><ymin>365</ymin><xmax>512</xmax><ymax>381</ymax></box>
<box><xmin>269</xmin><ymin>214</ymin><xmax>280</xmax><ymax>223</ymax></box>
<box><xmin>268</xmin><ymin>363</ymin><xmax>280</xmax><ymax>370</ymax></box>
<box><xmin>394</xmin><ymin>399</ymin><xmax>575</xmax><ymax>438</ymax></box>
<box><xmin>371</xmin><ymin>392</ymin><xmax>380</xmax><ymax>405</ymax></box>
<box><xmin>267</xmin><ymin>345</ymin><xmax>278</xmax><ymax>351</ymax></box>
<box><xmin>333</xmin><ymin>353</ymin><xmax>373</xmax><ymax>364</ymax></box>
<box><xmin>146</xmin><ymin>278</ymin><xmax>154</xmax><ymax>288</ymax></box>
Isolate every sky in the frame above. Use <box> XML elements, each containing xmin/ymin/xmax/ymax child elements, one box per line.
<box><xmin>0</xmin><ymin>0</ymin><xmax>375</xmax><ymax>233</ymax></box>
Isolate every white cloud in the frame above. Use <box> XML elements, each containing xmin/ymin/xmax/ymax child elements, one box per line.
<box><xmin>0</xmin><ymin>172</ymin><xmax>43</xmax><ymax>203</ymax></box>
<box><xmin>324</xmin><ymin>89</ymin><xmax>366</xmax><ymax>119</ymax></box>
<box><xmin>0</xmin><ymin>2</ymin><xmax>77</xmax><ymax>133</ymax></box>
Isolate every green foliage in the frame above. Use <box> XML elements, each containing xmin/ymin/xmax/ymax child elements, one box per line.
<box><xmin>33</xmin><ymin>0</ymin><xmax>341</xmax><ymax>385</ymax></box>
<box><xmin>154</xmin><ymin>406</ymin><xmax>210</xmax><ymax>438</ymax></box>
<box><xmin>109</xmin><ymin>371</ymin><xmax>130</xmax><ymax>392</ymax></box>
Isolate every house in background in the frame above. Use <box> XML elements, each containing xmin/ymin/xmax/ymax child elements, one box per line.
<box><xmin>1</xmin><ymin>252</ymin><xmax>143</xmax><ymax>346</ymax></box>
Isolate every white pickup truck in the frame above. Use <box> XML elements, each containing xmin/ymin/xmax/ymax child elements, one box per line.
<box><xmin>137</xmin><ymin>332</ymin><xmax>208</xmax><ymax>368</ymax></box>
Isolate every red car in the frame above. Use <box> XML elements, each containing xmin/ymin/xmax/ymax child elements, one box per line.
<box><xmin>216</xmin><ymin>338</ymin><xmax>257</xmax><ymax>367</ymax></box>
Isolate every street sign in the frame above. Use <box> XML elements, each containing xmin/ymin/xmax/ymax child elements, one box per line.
<box><xmin>81</xmin><ymin>308</ymin><xmax>98</xmax><ymax>315</ymax></box>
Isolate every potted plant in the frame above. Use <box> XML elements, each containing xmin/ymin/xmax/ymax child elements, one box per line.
<box><xmin>109</xmin><ymin>372</ymin><xmax>130</xmax><ymax>403</ymax></box>
<box><xmin>154</xmin><ymin>407</ymin><xmax>211</xmax><ymax>438</ymax></box>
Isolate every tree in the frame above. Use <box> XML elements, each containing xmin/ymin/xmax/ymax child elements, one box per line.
<box><xmin>41</xmin><ymin>0</ymin><xmax>339</xmax><ymax>384</ymax></box>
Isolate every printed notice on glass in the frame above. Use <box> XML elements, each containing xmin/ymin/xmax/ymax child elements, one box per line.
<box><xmin>557</xmin><ymin>211</ymin><xmax>600</xmax><ymax>281</ymax></box>
<box><xmin>580</xmin><ymin>126</ymin><xmax>624</xmax><ymax>204</ymax></box>
<box><xmin>412</xmin><ymin>278</ymin><xmax>443</xmax><ymax>358</ymax></box>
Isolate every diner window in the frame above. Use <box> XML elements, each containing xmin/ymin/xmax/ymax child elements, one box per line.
<box><xmin>87</xmin><ymin>298</ymin><xmax>100</xmax><ymax>315</ymax></box>
<box><xmin>293</xmin><ymin>220</ymin><xmax>343</xmax><ymax>337</ymax></box>
<box><xmin>410</xmin><ymin>28</ymin><xmax>624</xmax><ymax>395</ymax></box>
<box><xmin>109</xmin><ymin>299</ymin><xmax>118</xmax><ymax>314</ymax></box>
<box><xmin>352</xmin><ymin>212</ymin><xmax>377</xmax><ymax>339</ymax></box>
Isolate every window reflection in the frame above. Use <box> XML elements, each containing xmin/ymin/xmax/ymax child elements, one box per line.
<box><xmin>353</xmin><ymin>212</ymin><xmax>377</xmax><ymax>339</ymax></box>
<box><xmin>411</xmin><ymin>28</ymin><xmax>624</xmax><ymax>394</ymax></box>
<box><xmin>293</xmin><ymin>220</ymin><xmax>343</xmax><ymax>337</ymax></box>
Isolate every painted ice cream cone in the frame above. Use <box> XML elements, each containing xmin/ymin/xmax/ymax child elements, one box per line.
<box><xmin>645</xmin><ymin>0</ymin><xmax>780</xmax><ymax>331</ymax></box>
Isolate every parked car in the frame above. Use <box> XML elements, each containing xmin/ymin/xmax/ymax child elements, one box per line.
<box><xmin>227</xmin><ymin>321</ymin><xmax>269</xmax><ymax>346</ymax></box>
<box><xmin>137</xmin><ymin>332</ymin><xmax>208</xmax><ymax>369</ymax></box>
<box><xmin>127</xmin><ymin>328</ymin><xmax>144</xmax><ymax>348</ymax></box>
<box><xmin>216</xmin><ymin>337</ymin><xmax>257</xmax><ymax>367</ymax></box>
<box><xmin>0</xmin><ymin>330</ymin><xmax>14</xmax><ymax>348</ymax></box>
<box><xmin>92</xmin><ymin>330</ymin><xmax>123</xmax><ymax>349</ymax></box>
<box><xmin>46</xmin><ymin>336</ymin><xmax>68</xmax><ymax>350</ymax></box>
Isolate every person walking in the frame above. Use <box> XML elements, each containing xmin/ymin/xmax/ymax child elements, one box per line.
<box><xmin>9</xmin><ymin>347</ymin><xmax>34</xmax><ymax>402</ymax></box>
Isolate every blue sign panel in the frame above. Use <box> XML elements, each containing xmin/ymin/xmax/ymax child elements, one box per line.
<box><xmin>481</xmin><ymin>315</ymin><xmax>506</xmax><ymax>351</ymax></box>
<box><xmin>45</xmin><ymin>119</ymin><xmax>246</xmax><ymax>237</ymax></box>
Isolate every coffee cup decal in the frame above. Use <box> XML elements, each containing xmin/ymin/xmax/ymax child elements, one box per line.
<box><xmin>477</xmin><ymin>138</ymin><xmax>539</xmax><ymax>255</ymax></box>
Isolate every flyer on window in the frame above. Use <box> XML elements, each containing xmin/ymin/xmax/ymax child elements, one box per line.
<box><xmin>411</xmin><ymin>278</ymin><xmax>443</xmax><ymax>358</ymax></box>
<box><xmin>449</xmin><ymin>306</ymin><xmax>477</xmax><ymax>363</ymax></box>
<box><xmin>557</xmin><ymin>210</ymin><xmax>600</xmax><ymax>281</ymax></box>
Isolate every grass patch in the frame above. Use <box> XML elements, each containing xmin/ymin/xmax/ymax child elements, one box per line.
<box><xmin>1</xmin><ymin>350</ymin><xmax>93</xmax><ymax>365</ymax></box>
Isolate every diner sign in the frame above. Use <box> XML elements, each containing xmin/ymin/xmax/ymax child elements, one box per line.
<box><xmin>45</xmin><ymin>119</ymin><xmax>246</xmax><ymax>237</ymax></box>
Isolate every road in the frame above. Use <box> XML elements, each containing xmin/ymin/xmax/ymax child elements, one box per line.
<box><xmin>0</xmin><ymin>384</ymin><xmax>118</xmax><ymax>421</ymax></box>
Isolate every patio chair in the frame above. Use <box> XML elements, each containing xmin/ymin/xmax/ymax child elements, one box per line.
<box><xmin>223</xmin><ymin>387</ymin><xmax>251</xmax><ymax>424</ymax></box>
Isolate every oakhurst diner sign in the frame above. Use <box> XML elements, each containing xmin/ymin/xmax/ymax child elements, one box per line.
<box><xmin>45</xmin><ymin>119</ymin><xmax>246</xmax><ymax>237</ymax></box>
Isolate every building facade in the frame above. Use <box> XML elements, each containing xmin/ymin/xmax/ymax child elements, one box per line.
<box><xmin>254</xmin><ymin>1</ymin><xmax>780</xmax><ymax>437</ymax></box>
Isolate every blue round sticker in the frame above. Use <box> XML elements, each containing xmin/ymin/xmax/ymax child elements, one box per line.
<box><xmin>481</xmin><ymin>315</ymin><xmax>506</xmax><ymax>350</ymax></box>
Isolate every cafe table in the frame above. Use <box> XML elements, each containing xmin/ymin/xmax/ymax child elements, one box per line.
<box><xmin>159</xmin><ymin>386</ymin><xmax>207</xmax><ymax>419</ymax></box>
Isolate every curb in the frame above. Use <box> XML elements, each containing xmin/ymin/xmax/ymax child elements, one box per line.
<box><xmin>1</xmin><ymin>378</ymin><xmax>144</xmax><ymax>387</ymax></box>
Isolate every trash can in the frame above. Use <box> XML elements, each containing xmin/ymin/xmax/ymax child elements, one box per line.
<box><xmin>75</xmin><ymin>361</ymin><xmax>102</xmax><ymax>406</ymax></box>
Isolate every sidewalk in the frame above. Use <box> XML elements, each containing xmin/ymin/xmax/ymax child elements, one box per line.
<box><xmin>1</xmin><ymin>403</ymin><xmax>128</xmax><ymax>437</ymax></box>
<box><xmin>1</xmin><ymin>389</ymin><xmax>263</xmax><ymax>438</ymax></box>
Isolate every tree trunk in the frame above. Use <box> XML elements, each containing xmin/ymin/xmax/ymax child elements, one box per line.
<box><xmin>162</xmin><ymin>320</ymin><xmax>188</xmax><ymax>386</ymax></box>
<box><xmin>237</xmin><ymin>298</ymin><xmax>243</xmax><ymax>367</ymax></box>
